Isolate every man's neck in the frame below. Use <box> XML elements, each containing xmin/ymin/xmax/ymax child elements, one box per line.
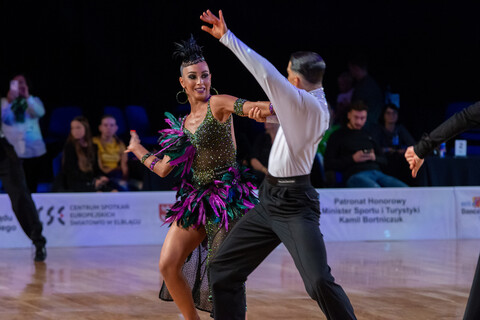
<box><xmin>385</xmin><ymin>123</ymin><xmax>396</xmax><ymax>132</ymax></box>
<box><xmin>302</xmin><ymin>83</ymin><xmax>323</xmax><ymax>92</ymax></box>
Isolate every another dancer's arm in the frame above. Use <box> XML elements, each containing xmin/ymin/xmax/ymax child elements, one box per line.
<box><xmin>201</xmin><ymin>10</ymin><xmax>324</xmax><ymax>151</ymax></box>
<box><xmin>126</xmin><ymin>130</ymin><xmax>174</xmax><ymax>178</ymax></box>
<box><xmin>210</xmin><ymin>95</ymin><xmax>272</xmax><ymax>122</ymax></box>
<box><xmin>405</xmin><ymin>101</ymin><xmax>480</xmax><ymax>177</ymax></box>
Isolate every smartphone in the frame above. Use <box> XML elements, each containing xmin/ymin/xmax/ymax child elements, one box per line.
<box><xmin>10</xmin><ymin>80</ymin><xmax>19</xmax><ymax>92</ymax></box>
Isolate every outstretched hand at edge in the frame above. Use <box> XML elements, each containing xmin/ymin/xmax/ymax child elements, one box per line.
<box><xmin>200</xmin><ymin>9</ymin><xmax>228</xmax><ymax>39</ymax></box>
<box><xmin>404</xmin><ymin>146</ymin><xmax>424</xmax><ymax>178</ymax></box>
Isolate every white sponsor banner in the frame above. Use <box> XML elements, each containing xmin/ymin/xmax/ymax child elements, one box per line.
<box><xmin>0</xmin><ymin>192</ymin><xmax>176</xmax><ymax>248</ymax></box>
<box><xmin>1</xmin><ymin>187</ymin><xmax>478</xmax><ymax>248</ymax></box>
<box><xmin>319</xmin><ymin>187</ymin><xmax>457</xmax><ymax>241</ymax></box>
<box><xmin>454</xmin><ymin>187</ymin><xmax>480</xmax><ymax>239</ymax></box>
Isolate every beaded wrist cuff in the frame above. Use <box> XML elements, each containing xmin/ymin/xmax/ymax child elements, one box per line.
<box><xmin>269</xmin><ymin>103</ymin><xmax>276</xmax><ymax>115</ymax></box>
<box><xmin>233</xmin><ymin>98</ymin><xmax>247</xmax><ymax>116</ymax></box>
<box><xmin>150</xmin><ymin>157</ymin><xmax>160</xmax><ymax>171</ymax></box>
<box><xmin>141</xmin><ymin>152</ymin><xmax>154</xmax><ymax>164</ymax></box>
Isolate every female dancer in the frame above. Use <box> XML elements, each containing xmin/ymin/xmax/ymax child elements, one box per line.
<box><xmin>126</xmin><ymin>36</ymin><xmax>272</xmax><ymax>320</ymax></box>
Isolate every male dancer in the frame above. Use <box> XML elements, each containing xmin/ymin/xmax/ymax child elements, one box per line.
<box><xmin>405</xmin><ymin>101</ymin><xmax>480</xmax><ymax>320</ymax></box>
<box><xmin>0</xmin><ymin>125</ymin><xmax>46</xmax><ymax>261</ymax></box>
<box><xmin>201</xmin><ymin>10</ymin><xmax>356</xmax><ymax>320</ymax></box>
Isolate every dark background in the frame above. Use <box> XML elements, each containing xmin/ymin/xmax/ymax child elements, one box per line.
<box><xmin>1</xmin><ymin>0</ymin><xmax>479</xmax><ymax>140</ymax></box>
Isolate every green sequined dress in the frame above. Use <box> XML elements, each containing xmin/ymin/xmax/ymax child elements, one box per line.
<box><xmin>158</xmin><ymin>99</ymin><xmax>258</xmax><ymax>313</ymax></box>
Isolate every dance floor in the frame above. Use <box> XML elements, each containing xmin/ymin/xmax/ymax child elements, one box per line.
<box><xmin>1</xmin><ymin>239</ymin><xmax>478</xmax><ymax>320</ymax></box>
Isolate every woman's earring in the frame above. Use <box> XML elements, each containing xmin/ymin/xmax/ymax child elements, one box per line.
<box><xmin>176</xmin><ymin>88</ymin><xmax>189</xmax><ymax>104</ymax></box>
<box><xmin>210</xmin><ymin>87</ymin><xmax>219</xmax><ymax>95</ymax></box>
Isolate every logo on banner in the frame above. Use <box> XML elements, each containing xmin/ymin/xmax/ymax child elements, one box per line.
<box><xmin>473</xmin><ymin>197</ymin><xmax>480</xmax><ymax>208</ymax></box>
<box><xmin>38</xmin><ymin>206</ymin><xmax>66</xmax><ymax>226</ymax></box>
<box><xmin>460</xmin><ymin>196</ymin><xmax>480</xmax><ymax>215</ymax></box>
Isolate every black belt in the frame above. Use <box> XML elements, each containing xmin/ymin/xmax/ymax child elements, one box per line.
<box><xmin>266</xmin><ymin>174</ymin><xmax>311</xmax><ymax>186</ymax></box>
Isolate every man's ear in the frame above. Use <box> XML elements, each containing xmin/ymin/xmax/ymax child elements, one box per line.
<box><xmin>293</xmin><ymin>75</ymin><xmax>301</xmax><ymax>88</ymax></box>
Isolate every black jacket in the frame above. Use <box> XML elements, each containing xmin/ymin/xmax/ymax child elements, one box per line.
<box><xmin>414</xmin><ymin>102</ymin><xmax>480</xmax><ymax>158</ymax></box>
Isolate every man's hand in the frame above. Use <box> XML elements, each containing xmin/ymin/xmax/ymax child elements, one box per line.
<box><xmin>200</xmin><ymin>9</ymin><xmax>228</xmax><ymax>39</ymax></box>
<box><xmin>352</xmin><ymin>150</ymin><xmax>374</xmax><ymax>163</ymax></box>
<box><xmin>404</xmin><ymin>146</ymin><xmax>424</xmax><ymax>178</ymax></box>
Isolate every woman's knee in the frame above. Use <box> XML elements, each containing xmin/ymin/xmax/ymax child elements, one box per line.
<box><xmin>158</xmin><ymin>254</ymin><xmax>182</xmax><ymax>278</ymax></box>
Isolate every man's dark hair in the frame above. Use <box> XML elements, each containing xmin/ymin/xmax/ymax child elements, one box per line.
<box><xmin>383</xmin><ymin>103</ymin><xmax>399</xmax><ymax>113</ymax></box>
<box><xmin>289</xmin><ymin>51</ymin><xmax>325</xmax><ymax>84</ymax></box>
<box><xmin>349</xmin><ymin>100</ymin><xmax>369</xmax><ymax>112</ymax></box>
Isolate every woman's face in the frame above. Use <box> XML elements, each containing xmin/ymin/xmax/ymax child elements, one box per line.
<box><xmin>71</xmin><ymin>120</ymin><xmax>86</xmax><ymax>140</ymax></box>
<box><xmin>384</xmin><ymin>107</ymin><xmax>398</xmax><ymax>124</ymax></box>
<box><xmin>99</xmin><ymin>117</ymin><xmax>118</xmax><ymax>138</ymax></box>
<box><xmin>179</xmin><ymin>61</ymin><xmax>211</xmax><ymax>102</ymax></box>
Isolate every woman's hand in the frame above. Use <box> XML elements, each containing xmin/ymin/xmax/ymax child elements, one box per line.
<box><xmin>94</xmin><ymin>176</ymin><xmax>109</xmax><ymax>189</ymax></box>
<box><xmin>200</xmin><ymin>9</ymin><xmax>228</xmax><ymax>39</ymax></box>
<box><xmin>125</xmin><ymin>130</ymin><xmax>141</xmax><ymax>154</ymax></box>
<box><xmin>248</xmin><ymin>107</ymin><xmax>267</xmax><ymax>123</ymax></box>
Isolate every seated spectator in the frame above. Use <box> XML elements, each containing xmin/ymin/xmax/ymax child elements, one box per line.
<box><xmin>371</xmin><ymin>104</ymin><xmax>416</xmax><ymax>185</ymax></box>
<box><xmin>54</xmin><ymin>116</ymin><xmax>111</xmax><ymax>192</ymax></box>
<box><xmin>93</xmin><ymin>115</ymin><xmax>129</xmax><ymax>190</ymax></box>
<box><xmin>324</xmin><ymin>101</ymin><xmax>408</xmax><ymax>188</ymax></box>
<box><xmin>250</xmin><ymin>122</ymin><xmax>279</xmax><ymax>182</ymax></box>
<box><xmin>1</xmin><ymin>74</ymin><xmax>47</xmax><ymax>193</ymax></box>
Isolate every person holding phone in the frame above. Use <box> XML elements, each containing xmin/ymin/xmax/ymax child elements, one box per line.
<box><xmin>324</xmin><ymin>100</ymin><xmax>408</xmax><ymax>187</ymax></box>
<box><xmin>1</xmin><ymin>74</ymin><xmax>47</xmax><ymax>193</ymax></box>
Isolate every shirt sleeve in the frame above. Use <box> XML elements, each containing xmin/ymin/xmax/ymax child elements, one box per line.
<box><xmin>414</xmin><ymin>102</ymin><xmax>480</xmax><ymax>158</ymax></box>
<box><xmin>1</xmin><ymin>98</ymin><xmax>15</xmax><ymax>125</ymax></box>
<box><xmin>219</xmin><ymin>30</ymin><xmax>326</xmax><ymax>153</ymax></box>
<box><xmin>26</xmin><ymin>96</ymin><xmax>45</xmax><ymax>118</ymax></box>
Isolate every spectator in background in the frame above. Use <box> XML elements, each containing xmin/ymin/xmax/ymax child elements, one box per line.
<box><xmin>348</xmin><ymin>57</ymin><xmax>383</xmax><ymax>128</ymax></box>
<box><xmin>93</xmin><ymin>115</ymin><xmax>129</xmax><ymax>191</ymax></box>
<box><xmin>335</xmin><ymin>71</ymin><xmax>354</xmax><ymax>125</ymax></box>
<box><xmin>371</xmin><ymin>103</ymin><xmax>416</xmax><ymax>185</ymax></box>
<box><xmin>54</xmin><ymin>116</ymin><xmax>110</xmax><ymax>192</ymax></box>
<box><xmin>250</xmin><ymin>121</ymin><xmax>279</xmax><ymax>182</ymax></box>
<box><xmin>1</xmin><ymin>74</ymin><xmax>47</xmax><ymax>193</ymax></box>
<box><xmin>317</xmin><ymin>102</ymin><xmax>340</xmax><ymax>156</ymax></box>
<box><xmin>324</xmin><ymin>101</ymin><xmax>408</xmax><ymax>188</ymax></box>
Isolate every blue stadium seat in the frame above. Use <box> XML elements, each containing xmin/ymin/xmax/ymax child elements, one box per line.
<box><xmin>125</xmin><ymin>105</ymin><xmax>158</xmax><ymax>145</ymax></box>
<box><xmin>46</xmin><ymin>106</ymin><xmax>83</xmax><ymax>143</ymax></box>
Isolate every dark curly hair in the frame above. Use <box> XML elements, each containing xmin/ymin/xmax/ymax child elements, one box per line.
<box><xmin>173</xmin><ymin>35</ymin><xmax>206</xmax><ymax>75</ymax></box>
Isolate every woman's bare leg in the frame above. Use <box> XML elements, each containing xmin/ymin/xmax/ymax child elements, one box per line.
<box><xmin>159</xmin><ymin>224</ymin><xmax>206</xmax><ymax>320</ymax></box>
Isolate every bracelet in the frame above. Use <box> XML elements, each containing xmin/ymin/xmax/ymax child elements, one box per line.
<box><xmin>269</xmin><ymin>103</ymin><xmax>276</xmax><ymax>115</ymax></box>
<box><xmin>149</xmin><ymin>157</ymin><xmax>160</xmax><ymax>172</ymax></box>
<box><xmin>233</xmin><ymin>98</ymin><xmax>247</xmax><ymax>116</ymax></box>
<box><xmin>141</xmin><ymin>152</ymin><xmax>153</xmax><ymax>164</ymax></box>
